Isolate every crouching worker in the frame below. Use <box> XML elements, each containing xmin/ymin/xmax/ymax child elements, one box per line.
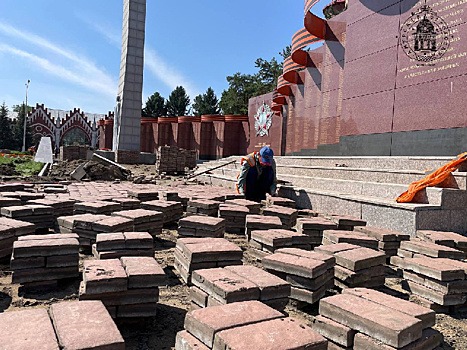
<box><xmin>236</xmin><ymin>146</ymin><xmax>277</xmax><ymax>203</ymax></box>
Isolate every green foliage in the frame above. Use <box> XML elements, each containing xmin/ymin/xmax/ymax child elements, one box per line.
<box><xmin>192</xmin><ymin>87</ymin><xmax>220</xmax><ymax>116</ymax></box>
<box><xmin>12</xmin><ymin>104</ymin><xmax>33</xmax><ymax>151</ymax></box>
<box><xmin>279</xmin><ymin>45</ymin><xmax>292</xmax><ymax>61</ymax></box>
<box><xmin>0</xmin><ymin>102</ymin><xmax>14</xmax><ymax>149</ymax></box>
<box><xmin>0</xmin><ymin>155</ymin><xmax>43</xmax><ymax>176</ymax></box>
<box><xmin>219</xmin><ymin>47</ymin><xmax>289</xmax><ymax>115</ymax></box>
<box><xmin>142</xmin><ymin>92</ymin><xmax>166</xmax><ymax>118</ymax></box>
<box><xmin>165</xmin><ymin>86</ymin><xmax>190</xmax><ymax>117</ymax></box>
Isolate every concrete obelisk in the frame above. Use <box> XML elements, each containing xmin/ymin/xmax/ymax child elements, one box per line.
<box><xmin>113</xmin><ymin>0</ymin><xmax>146</xmax><ymax>163</ymax></box>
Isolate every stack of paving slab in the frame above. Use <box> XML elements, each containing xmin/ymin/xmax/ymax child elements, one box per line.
<box><xmin>245</xmin><ymin>214</ymin><xmax>283</xmax><ymax>240</ymax></box>
<box><xmin>354</xmin><ymin>225</ymin><xmax>410</xmax><ymax>259</ymax></box>
<box><xmin>187</xmin><ymin>199</ymin><xmax>221</xmax><ymax>216</ymax></box>
<box><xmin>80</xmin><ymin>257</ymin><xmax>166</xmax><ymax>318</ymax></box>
<box><xmin>321</xmin><ymin>214</ymin><xmax>366</xmax><ymax>231</ymax></box>
<box><xmin>316</xmin><ymin>243</ymin><xmax>386</xmax><ymax>289</ymax></box>
<box><xmin>156</xmin><ymin>145</ymin><xmax>181</xmax><ymax>173</ymax></box>
<box><xmin>313</xmin><ymin>287</ymin><xmax>441</xmax><ymax>349</ymax></box>
<box><xmin>249</xmin><ymin>228</ymin><xmax>312</xmax><ymax>260</ymax></box>
<box><xmin>391</xmin><ymin>255</ymin><xmax>467</xmax><ymax>311</ymax></box>
<box><xmin>0</xmin><ymin>191</ymin><xmax>44</xmax><ymax>203</ymax></box>
<box><xmin>161</xmin><ymin>190</ymin><xmax>190</xmax><ymax>209</ymax></box>
<box><xmin>176</xmin><ymin>301</ymin><xmax>327</xmax><ymax>350</ymax></box>
<box><xmin>141</xmin><ymin>199</ymin><xmax>184</xmax><ymax>224</ymax></box>
<box><xmin>127</xmin><ymin>189</ymin><xmax>159</xmax><ymax>202</ymax></box>
<box><xmin>190</xmin><ymin>265</ymin><xmax>290</xmax><ymax>311</ymax></box>
<box><xmin>0</xmin><ymin>300</ymin><xmax>125</xmax><ymax>350</ymax></box>
<box><xmin>296</xmin><ymin>217</ymin><xmax>338</xmax><ymax>248</ymax></box>
<box><xmin>174</xmin><ymin>237</ymin><xmax>243</xmax><ymax>284</ymax></box>
<box><xmin>261</xmin><ymin>205</ymin><xmax>298</xmax><ymax>229</ymax></box>
<box><xmin>112</xmin><ymin>209</ymin><xmax>163</xmax><ymax>236</ymax></box>
<box><xmin>0</xmin><ymin>196</ymin><xmax>21</xmax><ymax>210</ymax></box>
<box><xmin>263</xmin><ymin>196</ymin><xmax>296</xmax><ymax>208</ymax></box>
<box><xmin>11</xmin><ymin>233</ymin><xmax>79</xmax><ymax>288</ymax></box>
<box><xmin>74</xmin><ymin>200</ymin><xmax>121</xmax><ymax>215</ymax></box>
<box><xmin>92</xmin><ymin>232</ymin><xmax>154</xmax><ymax>259</ymax></box>
<box><xmin>1</xmin><ymin>204</ymin><xmax>54</xmax><ymax>231</ymax></box>
<box><xmin>27</xmin><ymin>198</ymin><xmax>76</xmax><ymax>218</ymax></box>
<box><xmin>225</xmin><ymin>198</ymin><xmax>261</xmax><ymax>214</ymax></box>
<box><xmin>416</xmin><ymin>229</ymin><xmax>467</xmax><ymax>254</ymax></box>
<box><xmin>178</xmin><ymin>215</ymin><xmax>225</xmax><ymax>238</ymax></box>
<box><xmin>323</xmin><ymin>229</ymin><xmax>379</xmax><ymax>249</ymax></box>
<box><xmin>111</xmin><ymin>197</ymin><xmax>141</xmax><ymax>210</ymax></box>
<box><xmin>0</xmin><ymin>217</ymin><xmax>35</xmax><ymax>259</ymax></box>
<box><xmin>218</xmin><ymin>204</ymin><xmax>249</xmax><ymax>234</ymax></box>
<box><xmin>57</xmin><ymin>214</ymin><xmax>133</xmax><ymax>248</ymax></box>
<box><xmin>263</xmin><ymin>248</ymin><xmax>335</xmax><ymax>305</ymax></box>
<box><xmin>396</xmin><ymin>239</ymin><xmax>466</xmax><ymax>260</ymax></box>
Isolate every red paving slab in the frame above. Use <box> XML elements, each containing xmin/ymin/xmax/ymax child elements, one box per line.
<box><xmin>334</xmin><ymin>247</ymin><xmax>386</xmax><ymax>271</ymax></box>
<box><xmin>50</xmin><ymin>301</ymin><xmax>125</xmax><ymax>350</ymax></box>
<box><xmin>120</xmin><ymin>256</ymin><xmax>165</xmax><ymax>288</ymax></box>
<box><xmin>184</xmin><ymin>300</ymin><xmax>283</xmax><ymax>347</ymax></box>
<box><xmin>263</xmin><ymin>252</ymin><xmax>329</xmax><ymax>278</ymax></box>
<box><xmin>0</xmin><ymin>308</ymin><xmax>59</xmax><ymax>350</ymax></box>
<box><xmin>214</xmin><ymin>317</ymin><xmax>327</xmax><ymax>350</ymax></box>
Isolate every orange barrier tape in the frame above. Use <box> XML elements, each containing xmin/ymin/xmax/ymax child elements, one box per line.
<box><xmin>396</xmin><ymin>152</ymin><xmax>467</xmax><ymax>203</ymax></box>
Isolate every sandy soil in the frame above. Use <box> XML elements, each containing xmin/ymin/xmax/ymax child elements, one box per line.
<box><xmin>0</xmin><ymin>228</ymin><xmax>466</xmax><ymax>349</ymax></box>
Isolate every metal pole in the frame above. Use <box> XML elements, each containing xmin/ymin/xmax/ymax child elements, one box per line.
<box><xmin>22</xmin><ymin>79</ymin><xmax>30</xmax><ymax>152</ymax></box>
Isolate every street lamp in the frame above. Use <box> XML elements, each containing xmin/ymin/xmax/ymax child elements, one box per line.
<box><xmin>22</xmin><ymin>79</ymin><xmax>30</xmax><ymax>152</ymax></box>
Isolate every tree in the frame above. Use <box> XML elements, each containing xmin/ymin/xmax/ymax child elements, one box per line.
<box><xmin>142</xmin><ymin>92</ymin><xmax>166</xmax><ymax>118</ymax></box>
<box><xmin>0</xmin><ymin>102</ymin><xmax>14</xmax><ymax>149</ymax></box>
<box><xmin>192</xmin><ymin>87</ymin><xmax>220</xmax><ymax>116</ymax></box>
<box><xmin>219</xmin><ymin>73</ymin><xmax>258</xmax><ymax>115</ymax></box>
<box><xmin>12</xmin><ymin>104</ymin><xmax>33</xmax><ymax>151</ymax></box>
<box><xmin>165</xmin><ymin>86</ymin><xmax>190</xmax><ymax>117</ymax></box>
<box><xmin>253</xmin><ymin>57</ymin><xmax>283</xmax><ymax>95</ymax></box>
<box><xmin>279</xmin><ymin>45</ymin><xmax>292</xmax><ymax>61</ymax></box>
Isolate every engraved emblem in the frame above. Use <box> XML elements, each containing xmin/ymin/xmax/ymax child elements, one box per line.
<box><xmin>400</xmin><ymin>2</ymin><xmax>451</xmax><ymax>64</ymax></box>
<box><xmin>254</xmin><ymin>103</ymin><xmax>274</xmax><ymax>137</ymax></box>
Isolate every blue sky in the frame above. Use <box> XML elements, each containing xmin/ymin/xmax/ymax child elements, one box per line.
<box><xmin>0</xmin><ymin>0</ymin><xmax>328</xmax><ymax>115</ymax></box>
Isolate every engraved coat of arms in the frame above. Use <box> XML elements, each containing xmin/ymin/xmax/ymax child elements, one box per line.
<box><xmin>254</xmin><ymin>103</ymin><xmax>273</xmax><ymax>137</ymax></box>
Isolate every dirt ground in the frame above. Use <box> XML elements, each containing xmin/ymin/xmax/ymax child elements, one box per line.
<box><xmin>0</xmin><ymin>227</ymin><xmax>466</xmax><ymax>349</ymax></box>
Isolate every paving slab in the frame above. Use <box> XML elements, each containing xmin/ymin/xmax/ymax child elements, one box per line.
<box><xmin>213</xmin><ymin>317</ymin><xmax>327</xmax><ymax>350</ymax></box>
<box><xmin>353</xmin><ymin>328</ymin><xmax>442</xmax><ymax>350</ymax></box>
<box><xmin>314</xmin><ymin>243</ymin><xmax>360</xmax><ymax>255</ymax></box>
<box><xmin>400</xmin><ymin>240</ymin><xmax>465</xmax><ymax>260</ymax></box>
<box><xmin>312</xmin><ymin>315</ymin><xmax>356</xmax><ymax>347</ymax></box>
<box><xmin>120</xmin><ymin>256</ymin><xmax>165</xmax><ymax>288</ymax></box>
<box><xmin>50</xmin><ymin>301</ymin><xmax>125</xmax><ymax>350</ymax></box>
<box><xmin>184</xmin><ymin>300</ymin><xmax>283</xmax><ymax>348</ymax></box>
<box><xmin>263</xmin><ymin>252</ymin><xmax>329</xmax><ymax>278</ymax></box>
<box><xmin>319</xmin><ymin>294</ymin><xmax>423</xmax><ymax>348</ymax></box>
<box><xmin>175</xmin><ymin>330</ymin><xmax>210</xmax><ymax>350</ymax></box>
<box><xmin>83</xmin><ymin>259</ymin><xmax>127</xmax><ymax>294</ymax></box>
<box><xmin>334</xmin><ymin>247</ymin><xmax>386</xmax><ymax>271</ymax></box>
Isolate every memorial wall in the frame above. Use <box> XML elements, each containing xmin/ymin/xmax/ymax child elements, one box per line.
<box><xmin>248</xmin><ymin>0</ymin><xmax>467</xmax><ymax>156</ymax></box>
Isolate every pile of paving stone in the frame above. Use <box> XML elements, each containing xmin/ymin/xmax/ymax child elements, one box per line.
<box><xmin>296</xmin><ymin>217</ymin><xmax>337</xmax><ymax>247</ymax></box>
<box><xmin>156</xmin><ymin>146</ymin><xmax>197</xmax><ymax>173</ymax></box>
<box><xmin>80</xmin><ymin>257</ymin><xmax>165</xmax><ymax>318</ymax></box>
<box><xmin>11</xmin><ymin>233</ymin><xmax>80</xmax><ymax>288</ymax></box>
<box><xmin>396</xmin><ymin>239</ymin><xmax>466</xmax><ymax>260</ymax></box>
<box><xmin>225</xmin><ymin>198</ymin><xmax>261</xmax><ymax>213</ymax></box>
<box><xmin>316</xmin><ymin>243</ymin><xmax>386</xmax><ymax>289</ymax></box>
<box><xmin>0</xmin><ymin>300</ymin><xmax>125</xmax><ymax>349</ymax></box>
<box><xmin>218</xmin><ymin>204</ymin><xmax>249</xmax><ymax>234</ymax></box>
<box><xmin>174</xmin><ymin>237</ymin><xmax>242</xmax><ymax>284</ymax></box>
<box><xmin>111</xmin><ymin>197</ymin><xmax>141</xmax><ymax>210</ymax></box>
<box><xmin>354</xmin><ymin>225</ymin><xmax>410</xmax><ymax>258</ymax></box>
<box><xmin>190</xmin><ymin>265</ymin><xmax>290</xmax><ymax>311</ymax></box>
<box><xmin>178</xmin><ymin>215</ymin><xmax>225</xmax><ymax>238</ymax></box>
<box><xmin>127</xmin><ymin>189</ymin><xmax>159</xmax><ymax>202</ymax></box>
<box><xmin>112</xmin><ymin>209</ymin><xmax>163</xmax><ymax>236</ymax></box>
<box><xmin>313</xmin><ymin>288</ymin><xmax>441</xmax><ymax>349</ymax></box>
<box><xmin>0</xmin><ymin>196</ymin><xmax>21</xmax><ymax>210</ymax></box>
<box><xmin>74</xmin><ymin>201</ymin><xmax>121</xmax><ymax>215</ymax></box>
<box><xmin>263</xmin><ymin>248</ymin><xmax>335</xmax><ymax>305</ymax></box>
<box><xmin>323</xmin><ymin>229</ymin><xmax>379</xmax><ymax>249</ymax></box>
<box><xmin>249</xmin><ymin>229</ymin><xmax>312</xmax><ymax>260</ymax></box>
<box><xmin>176</xmin><ymin>300</ymin><xmax>327</xmax><ymax>350</ymax></box>
<box><xmin>57</xmin><ymin>214</ymin><xmax>133</xmax><ymax>248</ymax></box>
<box><xmin>186</xmin><ymin>199</ymin><xmax>221</xmax><ymax>216</ymax></box>
<box><xmin>321</xmin><ymin>214</ymin><xmax>366</xmax><ymax>231</ymax></box>
<box><xmin>27</xmin><ymin>198</ymin><xmax>76</xmax><ymax>218</ymax></box>
<box><xmin>391</xmin><ymin>255</ymin><xmax>467</xmax><ymax>311</ymax></box>
<box><xmin>0</xmin><ymin>190</ymin><xmax>44</xmax><ymax>203</ymax></box>
<box><xmin>160</xmin><ymin>190</ymin><xmax>190</xmax><ymax>209</ymax></box>
<box><xmin>141</xmin><ymin>199</ymin><xmax>183</xmax><ymax>224</ymax></box>
<box><xmin>261</xmin><ymin>205</ymin><xmax>298</xmax><ymax>229</ymax></box>
<box><xmin>92</xmin><ymin>232</ymin><xmax>154</xmax><ymax>259</ymax></box>
<box><xmin>0</xmin><ymin>217</ymin><xmax>35</xmax><ymax>259</ymax></box>
<box><xmin>263</xmin><ymin>196</ymin><xmax>296</xmax><ymax>208</ymax></box>
<box><xmin>245</xmin><ymin>214</ymin><xmax>282</xmax><ymax>240</ymax></box>
<box><xmin>416</xmin><ymin>229</ymin><xmax>467</xmax><ymax>254</ymax></box>
<box><xmin>1</xmin><ymin>204</ymin><xmax>54</xmax><ymax>231</ymax></box>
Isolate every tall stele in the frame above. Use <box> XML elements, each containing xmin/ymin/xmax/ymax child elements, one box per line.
<box><xmin>254</xmin><ymin>103</ymin><xmax>274</xmax><ymax>137</ymax></box>
<box><xmin>400</xmin><ymin>2</ymin><xmax>451</xmax><ymax>64</ymax></box>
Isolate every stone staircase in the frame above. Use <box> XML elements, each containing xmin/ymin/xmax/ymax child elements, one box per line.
<box><xmin>194</xmin><ymin>156</ymin><xmax>467</xmax><ymax>236</ymax></box>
